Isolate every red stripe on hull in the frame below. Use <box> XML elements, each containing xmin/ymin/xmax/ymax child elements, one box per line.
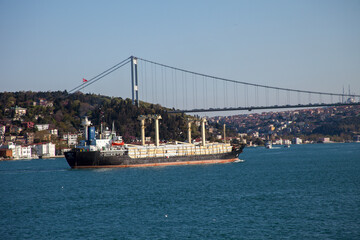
<box><xmin>72</xmin><ymin>158</ymin><xmax>238</xmax><ymax>169</ymax></box>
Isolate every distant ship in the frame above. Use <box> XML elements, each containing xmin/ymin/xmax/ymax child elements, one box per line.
<box><xmin>65</xmin><ymin>116</ymin><xmax>245</xmax><ymax>168</ymax></box>
<box><xmin>265</xmin><ymin>141</ymin><xmax>272</xmax><ymax>149</ymax></box>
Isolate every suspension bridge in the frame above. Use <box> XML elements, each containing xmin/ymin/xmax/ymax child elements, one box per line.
<box><xmin>69</xmin><ymin>56</ymin><xmax>360</xmax><ymax>113</ymax></box>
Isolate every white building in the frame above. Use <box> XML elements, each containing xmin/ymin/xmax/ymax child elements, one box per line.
<box><xmin>62</xmin><ymin>133</ymin><xmax>78</xmax><ymax>146</ymax></box>
<box><xmin>238</xmin><ymin>133</ymin><xmax>247</xmax><ymax>137</ymax></box>
<box><xmin>36</xmin><ymin>124</ymin><xmax>50</xmax><ymax>131</ymax></box>
<box><xmin>14</xmin><ymin>106</ymin><xmax>27</xmax><ymax>117</ymax></box>
<box><xmin>35</xmin><ymin>143</ymin><xmax>56</xmax><ymax>158</ymax></box>
<box><xmin>16</xmin><ymin>145</ymin><xmax>32</xmax><ymax>159</ymax></box>
<box><xmin>0</xmin><ymin>125</ymin><xmax>6</xmax><ymax>135</ymax></box>
<box><xmin>320</xmin><ymin>137</ymin><xmax>331</xmax><ymax>143</ymax></box>
<box><xmin>1</xmin><ymin>142</ymin><xmax>32</xmax><ymax>159</ymax></box>
<box><xmin>251</xmin><ymin>132</ymin><xmax>259</xmax><ymax>138</ymax></box>
<box><xmin>49</xmin><ymin>129</ymin><xmax>58</xmax><ymax>136</ymax></box>
<box><xmin>292</xmin><ymin>137</ymin><xmax>303</xmax><ymax>145</ymax></box>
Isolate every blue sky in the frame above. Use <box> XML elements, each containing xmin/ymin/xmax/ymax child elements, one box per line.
<box><xmin>1</xmin><ymin>0</ymin><xmax>359</xmax><ymax>108</ymax></box>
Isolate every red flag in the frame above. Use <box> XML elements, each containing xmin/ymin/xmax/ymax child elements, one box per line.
<box><xmin>83</xmin><ymin>78</ymin><xmax>88</xmax><ymax>83</ymax></box>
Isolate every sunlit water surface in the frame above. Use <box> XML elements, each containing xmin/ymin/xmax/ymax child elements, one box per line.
<box><xmin>1</xmin><ymin>143</ymin><xmax>359</xmax><ymax>239</ymax></box>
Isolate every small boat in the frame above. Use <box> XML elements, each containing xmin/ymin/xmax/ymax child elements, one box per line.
<box><xmin>265</xmin><ymin>141</ymin><xmax>272</xmax><ymax>149</ymax></box>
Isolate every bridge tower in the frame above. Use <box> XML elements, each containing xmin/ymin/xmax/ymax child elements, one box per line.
<box><xmin>131</xmin><ymin>56</ymin><xmax>139</xmax><ymax>106</ymax></box>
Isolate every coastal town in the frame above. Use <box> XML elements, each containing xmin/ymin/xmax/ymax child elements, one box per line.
<box><xmin>0</xmin><ymin>97</ymin><xmax>78</xmax><ymax>160</ymax></box>
<box><xmin>209</xmin><ymin>105</ymin><xmax>360</xmax><ymax>146</ymax></box>
<box><xmin>1</xmin><ymin>92</ymin><xmax>359</xmax><ymax>160</ymax></box>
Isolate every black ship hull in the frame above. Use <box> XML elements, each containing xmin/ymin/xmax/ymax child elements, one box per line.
<box><xmin>64</xmin><ymin>145</ymin><xmax>245</xmax><ymax>168</ymax></box>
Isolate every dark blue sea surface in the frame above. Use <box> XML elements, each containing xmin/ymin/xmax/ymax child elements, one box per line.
<box><xmin>1</xmin><ymin>143</ymin><xmax>359</xmax><ymax>239</ymax></box>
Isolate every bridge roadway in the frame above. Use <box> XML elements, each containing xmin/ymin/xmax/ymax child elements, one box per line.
<box><xmin>168</xmin><ymin>102</ymin><xmax>360</xmax><ymax>113</ymax></box>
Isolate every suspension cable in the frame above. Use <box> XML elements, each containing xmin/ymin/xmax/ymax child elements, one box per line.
<box><xmin>136</xmin><ymin>57</ymin><xmax>360</xmax><ymax>97</ymax></box>
<box><xmin>69</xmin><ymin>57</ymin><xmax>131</xmax><ymax>93</ymax></box>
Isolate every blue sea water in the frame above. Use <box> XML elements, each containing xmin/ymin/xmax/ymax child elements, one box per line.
<box><xmin>1</xmin><ymin>143</ymin><xmax>359</xmax><ymax>239</ymax></box>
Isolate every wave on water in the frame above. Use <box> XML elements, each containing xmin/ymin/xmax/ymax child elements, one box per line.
<box><xmin>0</xmin><ymin>168</ymin><xmax>68</xmax><ymax>174</ymax></box>
<box><xmin>235</xmin><ymin>159</ymin><xmax>245</xmax><ymax>163</ymax></box>
<box><xmin>93</xmin><ymin>168</ymin><xmax>116</xmax><ymax>172</ymax></box>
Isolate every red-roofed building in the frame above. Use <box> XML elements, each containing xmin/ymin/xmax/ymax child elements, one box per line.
<box><xmin>23</xmin><ymin>122</ymin><xmax>35</xmax><ymax>129</ymax></box>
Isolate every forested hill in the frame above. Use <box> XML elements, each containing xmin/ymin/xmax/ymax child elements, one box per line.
<box><xmin>0</xmin><ymin>91</ymin><xmax>200</xmax><ymax>142</ymax></box>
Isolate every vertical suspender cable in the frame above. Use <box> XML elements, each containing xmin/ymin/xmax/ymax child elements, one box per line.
<box><xmin>154</xmin><ymin>64</ymin><xmax>157</xmax><ymax>104</ymax></box>
<box><xmin>164</xmin><ymin>67</ymin><xmax>167</xmax><ymax>106</ymax></box>
<box><xmin>203</xmin><ymin>76</ymin><xmax>206</xmax><ymax>109</ymax></box>
<box><xmin>233</xmin><ymin>82</ymin><xmax>236</xmax><ymax>108</ymax></box>
<box><xmin>224</xmin><ymin>80</ymin><xmax>226</xmax><ymax>108</ymax></box>
<box><xmin>174</xmin><ymin>70</ymin><xmax>177</xmax><ymax>109</ymax></box>
<box><xmin>172</xmin><ymin>69</ymin><xmax>175</xmax><ymax>108</ymax></box>
<box><xmin>182</xmin><ymin>72</ymin><xmax>185</xmax><ymax>109</ymax></box>
<box><xmin>151</xmin><ymin>64</ymin><xmax>154</xmax><ymax>104</ymax></box>
<box><xmin>192</xmin><ymin>74</ymin><xmax>195</xmax><ymax>109</ymax></box>
<box><xmin>205</xmin><ymin>76</ymin><xmax>208</xmax><ymax>109</ymax></box>
<box><xmin>162</xmin><ymin>66</ymin><xmax>165</xmax><ymax>105</ymax></box>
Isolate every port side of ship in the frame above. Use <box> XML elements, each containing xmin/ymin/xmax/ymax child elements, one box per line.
<box><xmin>65</xmin><ymin>144</ymin><xmax>244</xmax><ymax>168</ymax></box>
<box><xmin>64</xmin><ymin>116</ymin><xmax>245</xmax><ymax>168</ymax></box>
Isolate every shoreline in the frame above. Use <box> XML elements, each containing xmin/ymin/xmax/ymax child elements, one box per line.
<box><xmin>0</xmin><ymin>155</ymin><xmax>65</xmax><ymax>161</ymax></box>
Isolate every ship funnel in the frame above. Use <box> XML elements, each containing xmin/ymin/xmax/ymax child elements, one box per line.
<box><xmin>82</xmin><ymin>117</ymin><xmax>92</xmax><ymax>141</ymax></box>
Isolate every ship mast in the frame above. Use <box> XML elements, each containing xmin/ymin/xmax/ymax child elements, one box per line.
<box><xmin>201</xmin><ymin>118</ymin><xmax>207</xmax><ymax>146</ymax></box>
<box><xmin>137</xmin><ymin>114</ymin><xmax>162</xmax><ymax>147</ymax></box>
<box><xmin>137</xmin><ymin>115</ymin><xmax>147</xmax><ymax>146</ymax></box>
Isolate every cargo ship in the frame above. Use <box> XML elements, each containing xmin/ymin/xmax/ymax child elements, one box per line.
<box><xmin>64</xmin><ymin>116</ymin><xmax>245</xmax><ymax>168</ymax></box>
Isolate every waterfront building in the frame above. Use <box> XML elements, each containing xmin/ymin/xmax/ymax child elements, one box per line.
<box><xmin>0</xmin><ymin>142</ymin><xmax>32</xmax><ymax>159</ymax></box>
<box><xmin>0</xmin><ymin>149</ymin><xmax>12</xmax><ymax>158</ymax></box>
<box><xmin>319</xmin><ymin>137</ymin><xmax>331</xmax><ymax>143</ymax></box>
<box><xmin>34</xmin><ymin>143</ymin><xmax>55</xmax><ymax>158</ymax></box>
<box><xmin>292</xmin><ymin>137</ymin><xmax>303</xmax><ymax>145</ymax></box>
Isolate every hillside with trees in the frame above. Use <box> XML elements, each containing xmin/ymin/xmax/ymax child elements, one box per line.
<box><xmin>0</xmin><ymin>91</ymin><xmax>203</xmax><ymax>143</ymax></box>
<box><xmin>210</xmin><ymin>105</ymin><xmax>360</xmax><ymax>143</ymax></box>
